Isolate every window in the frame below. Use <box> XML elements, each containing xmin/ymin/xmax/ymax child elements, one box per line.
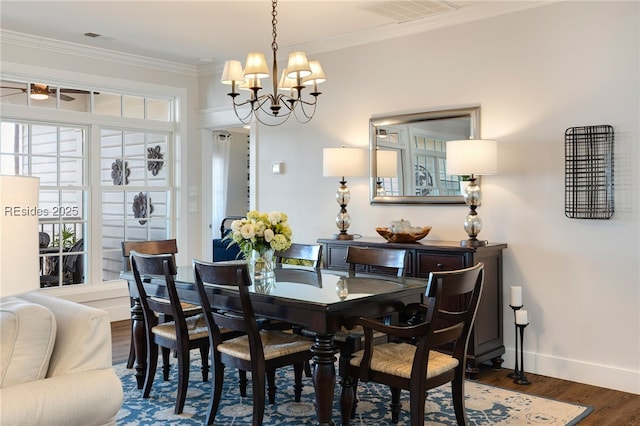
<box><xmin>1</xmin><ymin>122</ymin><xmax>87</xmax><ymax>287</ymax></box>
<box><xmin>100</xmin><ymin>129</ymin><xmax>171</xmax><ymax>280</ymax></box>
<box><xmin>0</xmin><ymin>78</ymin><xmax>175</xmax><ymax>287</ymax></box>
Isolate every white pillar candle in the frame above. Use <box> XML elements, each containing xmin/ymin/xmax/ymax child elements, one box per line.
<box><xmin>510</xmin><ymin>286</ymin><xmax>523</xmax><ymax>307</ymax></box>
<box><xmin>516</xmin><ymin>309</ymin><xmax>528</xmax><ymax>325</ymax></box>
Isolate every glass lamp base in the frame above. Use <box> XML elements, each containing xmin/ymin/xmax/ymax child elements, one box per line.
<box><xmin>332</xmin><ymin>232</ymin><xmax>355</xmax><ymax>240</ymax></box>
<box><xmin>460</xmin><ymin>238</ymin><xmax>489</xmax><ymax>247</ymax></box>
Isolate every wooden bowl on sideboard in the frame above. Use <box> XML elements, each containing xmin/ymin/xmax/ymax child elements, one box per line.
<box><xmin>375</xmin><ymin>226</ymin><xmax>432</xmax><ymax>243</ymax></box>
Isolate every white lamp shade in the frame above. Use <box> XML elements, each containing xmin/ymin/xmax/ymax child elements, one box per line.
<box><xmin>286</xmin><ymin>51</ymin><xmax>312</xmax><ymax>79</ymax></box>
<box><xmin>302</xmin><ymin>61</ymin><xmax>326</xmax><ymax>86</ymax></box>
<box><xmin>376</xmin><ymin>150</ymin><xmax>398</xmax><ymax>178</ymax></box>
<box><xmin>323</xmin><ymin>147</ymin><xmax>366</xmax><ymax>178</ymax></box>
<box><xmin>244</xmin><ymin>52</ymin><xmax>270</xmax><ymax>79</ymax></box>
<box><xmin>220</xmin><ymin>60</ymin><xmax>245</xmax><ymax>84</ymax></box>
<box><xmin>0</xmin><ymin>175</ymin><xmax>40</xmax><ymax>297</ymax></box>
<box><xmin>278</xmin><ymin>70</ymin><xmax>296</xmax><ymax>91</ymax></box>
<box><xmin>446</xmin><ymin>139</ymin><xmax>498</xmax><ymax>176</ymax></box>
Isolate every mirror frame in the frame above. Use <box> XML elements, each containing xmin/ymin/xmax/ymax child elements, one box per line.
<box><xmin>370</xmin><ymin>106</ymin><xmax>480</xmax><ymax>205</ymax></box>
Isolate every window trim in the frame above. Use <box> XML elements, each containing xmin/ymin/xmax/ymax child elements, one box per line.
<box><xmin>0</xmin><ymin>80</ymin><xmax>184</xmax><ymax>296</ymax></box>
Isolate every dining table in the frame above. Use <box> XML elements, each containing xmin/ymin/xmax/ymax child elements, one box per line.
<box><xmin>121</xmin><ymin>263</ymin><xmax>427</xmax><ymax>426</ymax></box>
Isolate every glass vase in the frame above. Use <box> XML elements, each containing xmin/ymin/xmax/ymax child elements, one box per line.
<box><xmin>249</xmin><ymin>248</ymin><xmax>275</xmax><ymax>294</ymax></box>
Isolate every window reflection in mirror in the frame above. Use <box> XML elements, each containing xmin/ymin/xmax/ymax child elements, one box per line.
<box><xmin>370</xmin><ymin>106</ymin><xmax>479</xmax><ymax>204</ymax></box>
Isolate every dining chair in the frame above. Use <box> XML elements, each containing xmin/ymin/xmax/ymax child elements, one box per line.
<box><xmin>272</xmin><ymin>242</ymin><xmax>323</xmax><ymax>377</ymax></box>
<box><xmin>336</xmin><ymin>245</ymin><xmax>409</xmax><ymax>416</ymax></box>
<box><xmin>346</xmin><ymin>245</ymin><xmax>407</xmax><ymax>278</ymax></box>
<box><xmin>130</xmin><ymin>251</ymin><xmax>210</xmax><ymax>415</ymax></box>
<box><xmin>338</xmin><ymin>246</ymin><xmax>409</xmax><ymax>347</ymax></box>
<box><xmin>122</xmin><ymin>239</ymin><xmax>200</xmax><ymax>369</ymax></box>
<box><xmin>339</xmin><ymin>262</ymin><xmax>485</xmax><ymax>426</ymax></box>
<box><xmin>275</xmin><ymin>242</ymin><xmax>323</xmax><ymax>268</ymax></box>
<box><xmin>192</xmin><ymin>259</ymin><xmax>313</xmax><ymax>426</ymax></box>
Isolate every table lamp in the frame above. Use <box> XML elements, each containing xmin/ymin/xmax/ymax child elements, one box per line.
<box><xmin>0</xmin><ymin>175</ymin><xmax>41</xmax><ymax>296</ymax></box>
<box><xmin>375</xmin><ymin>149</ymin><xmax>398</xmax><ymax>197</ymax></box>
<box><xmin>445</xmin><ymin>139</ymin><xmax>497</xmax><ymax>247</ymax></box>
<box><xmin>323</xmin><ymin>146</ymin><xmax>366</xmax><ymax>240</ymax></box>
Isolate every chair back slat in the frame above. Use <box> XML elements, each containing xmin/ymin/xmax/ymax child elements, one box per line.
<box><xmin>346</xmin><ymin>246</ymin><xmax>408</xmax><ymax>277</ymax></box>
<box><xmin>122</xmin><ymin>239</ymin><xmax>178</xmax><ymax>271</ymax></box>
<box><xmin>275</xmin><ymin>243</ymin><xmax>323</xmax><ymax>267</ymax></box>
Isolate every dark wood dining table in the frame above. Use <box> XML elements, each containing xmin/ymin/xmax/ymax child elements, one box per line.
<box><xmin>121</xmin><ymin>264</ymin><xmax>427</xmax><ymax>426</ymax></box>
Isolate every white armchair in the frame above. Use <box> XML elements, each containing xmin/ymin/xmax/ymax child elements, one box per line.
<box><xmin>0</xmin><ymin>292</ymin><xmax>123</xmax><ymax>425</ymax></box>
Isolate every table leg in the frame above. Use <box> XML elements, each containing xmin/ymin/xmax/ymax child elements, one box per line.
<box><xmin>311</xmin><ymin>333</ymin><xmax>336</xmax><ymax>426</ymax></box>
<box><xmin>130</xmin><ymin>297</ymin><xmax>146</xmax><ymax>390</ymax></box>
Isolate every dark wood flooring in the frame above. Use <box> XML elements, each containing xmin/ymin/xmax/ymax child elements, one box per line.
<box><xmin>111</xmin><ymin>320</ymin><xmax>639</xmax><ymax>425</ymax></box>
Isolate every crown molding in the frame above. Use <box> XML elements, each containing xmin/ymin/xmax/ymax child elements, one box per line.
<box><xmin>3</xmin><ymin>2</ymin><xmax>553</xmax><ymax>79</ymax></box>
<box><xmin>290</xmin><ymin>1</ymin><xmax>554</xmax><ymax>55</ymax></box>
<box><xmin>196</xmin><ymin>1</ymin><xmax>554</xmax><ymax>77</ymax></box>
<box><xmin>1</xmin><ymin>30</ymin><xmax>198</xmax><ymax>77</ymax></box>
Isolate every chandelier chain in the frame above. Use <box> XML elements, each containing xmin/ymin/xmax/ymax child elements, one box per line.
<box><xmin>271</xmin><ymin>0</ymin><xmax>278</xmax><ymax>53</ymax></box>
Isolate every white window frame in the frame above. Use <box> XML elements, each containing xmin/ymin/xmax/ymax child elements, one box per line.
<box><xmin>0</xmin><ymin>68</ymin><xmax>186</xmax><ymax>305</ymax></box>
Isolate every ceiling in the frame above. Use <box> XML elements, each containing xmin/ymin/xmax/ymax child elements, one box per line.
<box><xmin>0</xmin><ymin>1</ymin><xmax>551</xmax><ymax>69</ymax></box>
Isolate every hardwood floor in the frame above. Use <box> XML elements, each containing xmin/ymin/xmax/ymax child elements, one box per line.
<box><xmin>111</xmin><ymin>320</ymin><xmax>639</xmax><ymax>425</ymax></box>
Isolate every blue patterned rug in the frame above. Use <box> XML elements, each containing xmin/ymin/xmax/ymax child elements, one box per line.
<box><xmin>115</xmin><ymin>356</ymin><xmax>592</xmax><ymax>425</ymax></box>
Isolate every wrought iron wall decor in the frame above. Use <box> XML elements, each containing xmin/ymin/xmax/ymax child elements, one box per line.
<box><xmin>111</xmin><ymin>159</ymin><xmax>130</xmax><ymax>185</ymax></box>
<box><xmin>564</xmin><ymin>125</ymin><xmax>614</xmax><ymax>219</ymax></box>
<box><xmin>132</xmin><ymin>192</ymin><xmax>154</xmax><ymax>225</ymax></box>
<box><xmin>147</xmin><ymin>145</ymin><xmax>164</xmax><ymax>176</ymax></box>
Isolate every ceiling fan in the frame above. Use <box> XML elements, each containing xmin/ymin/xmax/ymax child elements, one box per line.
<box><xmin>0</xmin><ymin>83</ymin><xmax>94</xmax><ymax>102</ymax></box>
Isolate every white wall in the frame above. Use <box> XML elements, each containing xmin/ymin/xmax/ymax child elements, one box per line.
<box><xmin>202</xmin><ymin>1</ymin><xmax>639</xmax><ymax>393</ymax></box>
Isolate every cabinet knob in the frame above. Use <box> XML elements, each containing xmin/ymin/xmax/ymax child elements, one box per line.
<box><xmin>437</xmin><ymin>263</ymin><xmax>443</xmax><ymax>268</ymax></box>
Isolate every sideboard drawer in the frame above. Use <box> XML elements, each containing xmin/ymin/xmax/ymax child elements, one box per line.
<box><xmin>416</xmin><ymin>252</ymin><xmax>466</xmax><ymax>277</ymax></box>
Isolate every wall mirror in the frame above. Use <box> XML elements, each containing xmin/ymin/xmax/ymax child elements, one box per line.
<box><xmin>370</xmin><ymin>106</ymin><xmax>480</xmax><ymax>204</ymax></box>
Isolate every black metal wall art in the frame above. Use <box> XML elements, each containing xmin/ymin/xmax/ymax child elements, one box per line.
<box><xmin>111</xmin><ymin>159</ymin><xmax>130</xmax><ymax>185</ymax></box>
<box><xmin>565</xmin><ymin>125</ymin><xmax>614</xmax><ymax>219</ymax></box>
<box><xmin>147</xmin><ymin>145</ymin><xmax>164</xmax><ymax>176</ymax></box>
<box><xmin>132</xmin><ymin>192</ymin><xmax>154</xmax><ymax>225</ymax></box>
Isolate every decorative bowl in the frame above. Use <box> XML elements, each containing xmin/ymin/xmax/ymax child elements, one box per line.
<box><xmin>375</xmin><ymin>226</ymin><xmax>432</xmax><ymax>243</ymax></box>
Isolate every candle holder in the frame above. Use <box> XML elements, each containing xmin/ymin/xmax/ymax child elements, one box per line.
<box><xmin>507</xmin><ymin>304</ymin><xmax>523</xmax><ymax>379</ymax></box>
<box><xmin>514</xmin><ymin>322</ymin><xmax>531</xmax><ymax>385</ymax></box>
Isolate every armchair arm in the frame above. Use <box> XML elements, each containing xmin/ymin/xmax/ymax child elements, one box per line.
<box><xmin>350</xmin><ymin>298</ymin><xmax>436</xmax><ymax>381</ymax></box>
<box><xmin>0</xmin><ymin>369</ymin><xmax>123</xmax><ymax>426</ymax></box>
<box><xmin>354</xmin><ymin>314</ymin><xmax>431</xmax><ymax>341</ymax></box>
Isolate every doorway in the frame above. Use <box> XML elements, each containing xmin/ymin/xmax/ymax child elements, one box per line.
<box><xmin>204</xmin><ymin>126</ymin><xmax>251</xmax><ymax>260</ymax></box>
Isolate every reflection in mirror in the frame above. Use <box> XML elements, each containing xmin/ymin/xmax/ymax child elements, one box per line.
<box><xmin>370</xmin><ymin>106</ymin><xmax>480</xmax><ymax>204</ymax></box>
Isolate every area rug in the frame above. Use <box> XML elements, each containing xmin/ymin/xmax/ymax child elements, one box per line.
<box><xmin>115</xmin><ymin>357</ymin><xmax>592</xmax><ymax>425</ymax></box>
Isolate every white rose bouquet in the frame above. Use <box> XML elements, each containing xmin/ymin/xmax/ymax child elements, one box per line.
<box><xmin>224</xmin><ymin>210</ymin><xmax>292</xmax><ymax>259</ymax></box>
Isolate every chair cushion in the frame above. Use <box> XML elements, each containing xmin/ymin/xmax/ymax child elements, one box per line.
<box><xmin>149</xmin><ymin>298</ymin><xmax>201</xmax><ymax>313</ymax></box>
<box><xmin>0</xmin><ymin>299</ymin><xmax>57</xmax><ymax>388</ymax></box>
<box><xmin>151</xmin><ymin>313</ymin><xmax>209</xmax><ymax>340</ymax></box>
<box><xmin>350</xmin><ymin>342</ymin><xmax>459</xmax><ymax>379</ymax></box>
<box><xmin>181</xmin><ymin>302</ymin><xmax>201</xmax><ymax>313</ymax></box>
<box><xmin>218</xmin><ymin>330</ymin><xmax>312</xmax><ymax>361</ymax></box>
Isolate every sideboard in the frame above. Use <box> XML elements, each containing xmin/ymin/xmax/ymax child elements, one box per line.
<box><xmin>317</xmin><ymin>237</ymin><xmax>507</xmax><ymax>377</ymax></box>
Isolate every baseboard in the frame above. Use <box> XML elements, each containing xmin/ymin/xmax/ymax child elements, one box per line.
<box><xmin>503</xmin><ymin>348</ymin><xmax>640</xmax><ymax>395</ymax></box>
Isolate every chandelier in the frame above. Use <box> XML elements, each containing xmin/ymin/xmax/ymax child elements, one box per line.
<box><xmin>220</xmin><ymin>0</ymin><xmax>326</xmax><ymax>126</ymax></box>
